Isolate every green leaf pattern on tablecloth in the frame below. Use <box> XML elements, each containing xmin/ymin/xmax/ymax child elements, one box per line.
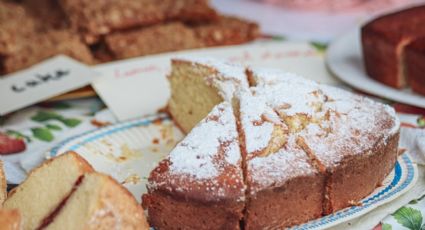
<box><xmin>45</xmin><ymin>124</ymin><xmax>62</xmax><ymax>131</ymax></box>
<box><xmin>31</xmin><ymin>127</ymin><xmax>54</xmax><ymax>142</ymax></box>
<box><xmin>417</xmin><ymin>116</ymin><xmax>425</xmax><ymax>128</ymax></box>
<box><xmin>383</xmin><ymin>196</ymin><xmax>425</xmax><ymax>230</ymax></box>
<box><xmin>29</xmin><ymin>110</ymin><xmax>82</xmax><ymax>140</ymax></box>
<box><xmin>383</xmin><ymin>223</ymin><xmax>393</xmax><ymax>230</ymax></box>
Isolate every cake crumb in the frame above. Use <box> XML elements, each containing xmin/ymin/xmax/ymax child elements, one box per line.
<box><xmin>348</xmin><ymin>200</ymin><xmax>362</xmax><ymax>207</ymax></box>
<box><xmin>152</xmin><ymin>138</ymin><xmax>160</xmax><ymax>144</ymax></box>
<box><xmin>122</xmin><ymin>174</ymin><xmax>141</xmax><ymax>185</ymax></box>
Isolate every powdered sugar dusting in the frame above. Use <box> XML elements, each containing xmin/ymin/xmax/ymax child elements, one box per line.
<box><xmin>248</xmin><ymin>136</ymin><xmax>316</xmax><ymax>193</ymax></box>
<box><xmin>169</xmin><ymin>102</ymin><xmax>241</xmax><ymax>179</ymax></box>
<box><xmin>237</xmin><ymin>89</ymin><xmax>278</xmax><ymax>154</ymax></box>
<box><xmin>249</xmin><ymin>67</ymin><xmax>313</xmax><ymax>86</ymax></box>
<box><xmin>174</xmin><ymin>56</ymin><xmax>249</xmax><ymax>101</ymax></box>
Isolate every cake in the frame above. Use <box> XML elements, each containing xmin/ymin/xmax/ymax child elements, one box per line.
<box><xmin>104</xmin><ymin>22</ymin><xmax>203</xmax><ymax>60</ymax></box>
<box><xmin>361</xmin><ymin>5</ymin><xmax>425</xmax><ymax>95</ymax></box>
<box><xmin>4</xmin><ymin>151</ymin><xmax>149</xmax><ymax>229</ymax></box>
<box><xmin>44</xmin><ymin>172</ymin><xmax>149</xmax><ymax>230</ymax></box>
<box><xmin>58</xmin><ymin>0</ymin><xmax>218</xmax><ymax>39</ymax></box>
<box><xmin>191</xmin><ymin>16</ymin><xmax>260</xmax><ymax>47</ymax></box>
<box><xmin>144</xmin><ymin>57</ymin><xmax>400</xmax><ymax>229</ymax></box>
<box><xmin>0</xmin><ymin>209</ymin><xmax>22</xmax><ymax>230</ymax></box>
<box><xmin>405</xmin><ymin>37</ymin><xmax>425</xmax><ymax>95</ymax></box>
<box><xmin>1</xmin><ymin>30</ymin><xmax>95</xmax><ymax>74</ymax></box>
<box><xmin>253</xmin><ymin>69</ymin><xmax>399</xmax><ymax>214</ymax></box>
<box><xmin>3</xmin><ymin>152</ymin><xmax>94</xmax><ymax>229</ymax></box>
<box><xmin>142</xmin><ymin>102</ymin><xmax>245</xmax><ymax>230</ymax></box>
<box><xmin>0</xmin><ymin>161</ymin><xmax>6</xmax><ymax>206</ymax></box>
<box><xmin>234</xmin><ymin>89</ymin><xmax>325</xmax><ymax>229</ymax></box>
<box><xmin>104</xmin><ymin>16</ymin><xmax>259</xmax><ymax>60</ymax></box>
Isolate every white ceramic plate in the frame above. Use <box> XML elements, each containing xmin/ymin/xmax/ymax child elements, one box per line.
<box><xmin>326</xmin><ymin>28</ymin><xmax>425</xmax><ymax>108</ymax></box>
<box><xmin>47</xmin><ymin>113</ymin><xmax>418</xmax><ymax>229</ymax></box>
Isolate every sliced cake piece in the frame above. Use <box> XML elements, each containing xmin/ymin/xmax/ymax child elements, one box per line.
<box><xmin>1</xmin><ymin>30</ymin><xmax>95</xmax><ymax>74</ymax></box>
<box><xmin>168</xmin><ymin>57</ymin><xmax>248</xmax><ymax>133</ymax></box>
<box><xmin>234</xmin><ymin>90</ymin><xmax>324</xmax><ymax>229</ymax></box>
<box><xmin>105</xmin><ymin>22</ymin><xmax>203</xmax><ymax>60</ymax></box>
<box><xmin>0</xmin><ymin>161</ymin><xmax>6</xmax><ymax>206</ymax></box>
<box><xmin>297</xmin><ymin>89</ymin><xmax>400</xmax><ymax>214</ymax></box>
<box><xmin>192</xmin><ymin>16</ymin><xmax>259</xmax><ymax>47</ymax></box>
<box><xmin>59</xmin><ymin>0</ymin><xmax>217</xmax><ymax>38</ymax></box>
<box><xmin>250</xmin><ymin>67</ymin><xmax>400</xmax><ymax>213</ymax></box>
<box><xmin>0</xmin><ymin>209</ymin><xmax>22</xmax><ymax>230</ymax></box>
<box><xmin>44</xmin><ymin>172</ymin><xmax>148</xmax><ymax>230</ymax></box>
<box><xmin>3</xmin><ymin>152</ymin><xmax>94</xmax><ymax>230</ymax></box>
<box><xmin>405</xmin><ymin>37</ymin><xmax>425</xmax><ymax>95</ymax></box>
<box><xmin>143</xmin><ymin>102</ymin><xmax>245</xmax><ymax>230</ymax></box>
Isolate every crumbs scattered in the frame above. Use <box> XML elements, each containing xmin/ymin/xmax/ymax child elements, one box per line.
<box><xmin>348</xmin><ymin>200</ymin><xmax>362</xmax><ymax>207</ymax></box>
<box><xmin>152</xmin><ymin>118</ymin><xmax>163</xmax><ymax>126</ymax></box>
<box><xmin>91</xmin><ymin>119</ymin><xmax>112</xmax><ymax>128</ymax></box>
<box><xmin>150</xmin><ymin>146</ymin><xmax>159</xmax><ymax>153</ymax></box>
<box><xmin>118</xmin><ymin>144</ymin><xmax>143</xmax><ymax>162</ymax></box>
<box><xmin>152</xmin><ymin>138</ymin><xmax>160</xmax><ymax>144</ymax></box>
<box><xmin>122</xmin><ymin>174</ymin><xmax>141</xmax><ymax>185</ymax></box>
<box><xmin>86</xmin><ymin>141</ymin><xmax>143</xmax><ymax>163</ymax></box>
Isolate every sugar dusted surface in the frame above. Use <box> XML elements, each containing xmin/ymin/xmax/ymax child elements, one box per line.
<box><xmin>249</xmin><ymin>67</ymin><xmax>313</xmax><ymax>86</ymax></box>
<box><xmin>237</xmin><ymin>89</ymin><xmax>277</xmax><ymax>154</ymax></box>
<box><xmin>169</xmin><ymin>102</ymin><xmax>241</xmax><ymax>179</ymax></box>
<box><xmin>248</xmin><ymin>136</ymin><xmax>316</xmax><ymax>194</ymax></box>
<box><xmin>174</xmin><ymin>56</ymin><xmax>249</xmax><ymax>101</ymax></box>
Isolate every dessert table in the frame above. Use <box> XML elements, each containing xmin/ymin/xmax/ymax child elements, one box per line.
<box><xmin>1</xmin><ymin>1</ymin><xmax>425</xmax><ymax>229</ymax></box>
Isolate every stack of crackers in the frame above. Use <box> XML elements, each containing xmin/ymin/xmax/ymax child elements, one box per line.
<box><xmin>0</xmin><ymin>0</ymin><xmax>259</xmax><ymax>75</ymax></box>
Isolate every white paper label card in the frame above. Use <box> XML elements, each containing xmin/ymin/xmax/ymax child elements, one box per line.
<box><xmin>0</xmin><ymin>55</ymin><xmax>97</xmax><ymax>116</ymax></box>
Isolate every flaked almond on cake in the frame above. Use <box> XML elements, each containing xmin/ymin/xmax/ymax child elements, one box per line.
<box><xmin>143</xmin><ymin>57</ymin><xmax>400</xmax><ymax>229</ymax></box>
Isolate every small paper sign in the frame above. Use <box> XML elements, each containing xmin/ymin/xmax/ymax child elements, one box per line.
<box><xmin>0</xmin><ymin>55</ymin><xmax>97</xmax><ymax>115</ymax></box>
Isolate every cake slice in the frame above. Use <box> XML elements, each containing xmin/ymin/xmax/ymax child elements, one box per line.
<box><xmin>168</xmin><ymin>57</ymin><xmax>249</xmax><ymax>133</ymax></box>
<box><xmin>0</xmin><ymin>209</ymin><xmax>22</xmax><ymax>230</ymax></box>
<box><xmin>3</xmin><ymin>152</ymin><xmax>94</xmax><ymax>230</ymax></box>
<box><xmin>104</xmin><ymin>22</ymin><xmax>203</xmax><ymax>60</ymax></box>
<box><xmin>250</xmin><ymin>67</ymin><xmax>400</xmax><ymax>214</ymax></box>
<box><xmin>143</xmin><ymin>102</ymin><xmax>245</xmax><ymax>230</ymax></box>
<box><xmin>1</xmin><ymin>30</ymin><xmax>95</xmax><ymax>74</ymax></box>
<box><xmin>234</xmin><ymin>90</ymin><xmax>324</xmax><ymax>229</ymax></box>
<box><xmin>296</xmin><ymin>90</ymin><xmax>400</xmax><ymax>213</ymax></box>
<box><xmin>0</xmin><ymin>161</ymin><xmax>6</xmax><ymax>206</ymax></box>
<box><xmin>192</xmin><ymin>16</ymin><xmax>259</xmax><ymax>47</ymax></box>
<box><xmin>405</xmin><ymin>37</ymin><xmax>425</xmax><ymax>95</ymax></box>
<box><xmin>59</xmin><ymin>0</ymin><xmax>217</xmax><ymax>38</ymax></box>
<box><xmin>44</xmin><ymin>172</ymin><xmax>149</xmax><ymax>230</ymax></box>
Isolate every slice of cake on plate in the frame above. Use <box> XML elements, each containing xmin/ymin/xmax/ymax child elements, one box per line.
<box><xmin>251</xmin><ymin>68</ymin><xmax>400</xmax><ymax>213</ymax></box>
<box><xmin>143</xmin><ymin>102</ymin><xmax>245</xmax><ymax>230</ymax></box>
<box><xmin>234</xmin><ymin>90</ymin><xmax>324</xmax><ymax>229</ymax></box>
<box><xmin>3</xmin><ymin>151</ymin><xmax>94</xmax><ymax>230</ymax></box>
<box><xmin>0</xmin><ymin>161</ymin><xmax>6</xmax><ymax>206</ymax></box>
<box><xmin>4</xmin><ymin>151</ymin><xmax>149</xmax><ymax>229</ymax></box>
<box><xmin>44</xmin><ymin>172</ymin><xmax>149</xmax><ymax>230</ymax></box>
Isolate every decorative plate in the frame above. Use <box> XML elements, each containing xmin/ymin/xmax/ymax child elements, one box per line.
<box><xmin>47</xmin><ymin>113</ymin><xmax>418</xmax><ymax>229</ymax></box>
<box><xmin>326</xmin><ymin>28</ymin><xmax>425</xmax><ymax>108</ymax></box>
